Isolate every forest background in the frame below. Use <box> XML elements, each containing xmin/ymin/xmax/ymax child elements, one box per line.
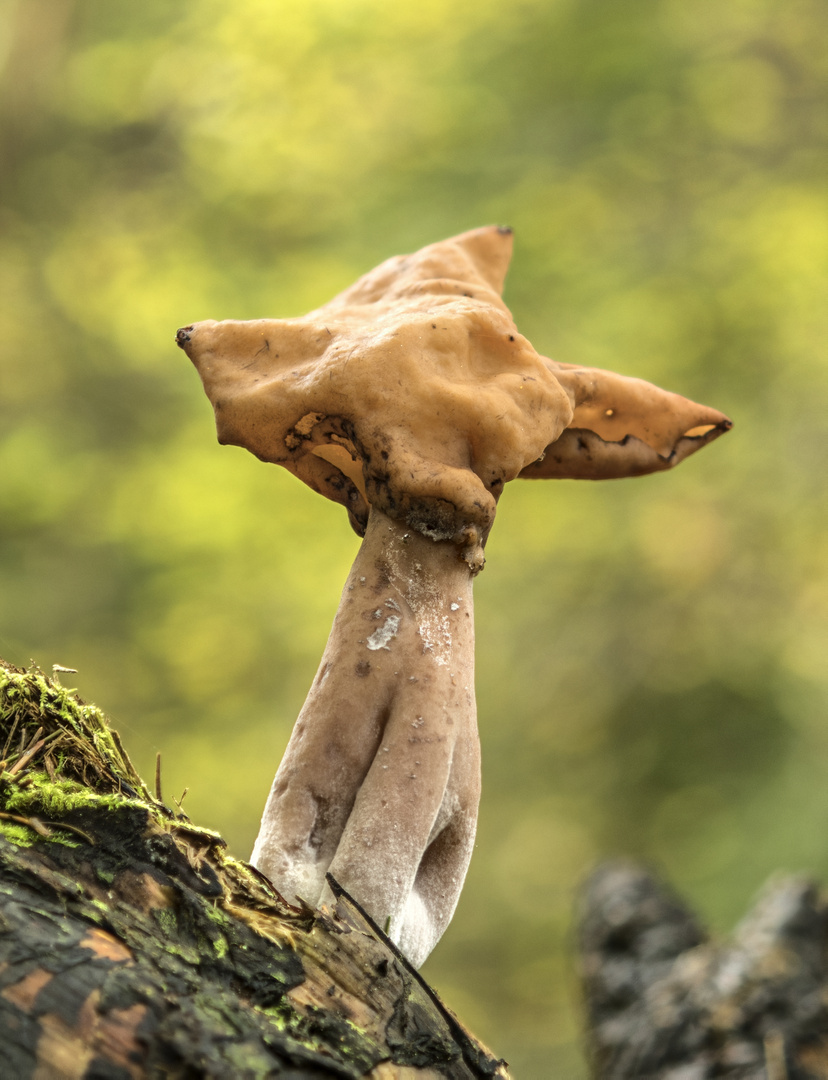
<box><xmin>1</xmin><ymin>0</ymin><xmax>826</xmax><ymax>1074</ymax></box>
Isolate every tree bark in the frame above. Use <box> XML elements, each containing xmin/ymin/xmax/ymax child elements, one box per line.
<box><xmin>578</xmin><ymin>861</ymin><xmax>828</xmax><ymax>1080</ymax></box>
<box><xmin>0</xmin><ymin>659</ymin><xmax>508</xmax><ymax>1079</ymax></box>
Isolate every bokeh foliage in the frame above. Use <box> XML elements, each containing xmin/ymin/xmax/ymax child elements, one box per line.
<box><xmin>1</xmin><ymin>0</ymin><xmax>826</xmax><ymax>1073</ymax></box>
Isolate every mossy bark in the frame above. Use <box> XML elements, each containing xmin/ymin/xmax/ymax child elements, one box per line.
<box><xmin>0</xmin><ymin>660</ymin><xmax>508</xmax><ymax>1079</ymax></box>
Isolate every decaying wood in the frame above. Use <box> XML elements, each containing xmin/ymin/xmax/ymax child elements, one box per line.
<box><xmin>0</xmin><ymin>659</ymin><xmax>508</xmax><ymax>1079</ymax></box>
<box><xmin>578</xmin><ymin>862</ymin><xmax>828</xmax><ymax>1080</ymax></box>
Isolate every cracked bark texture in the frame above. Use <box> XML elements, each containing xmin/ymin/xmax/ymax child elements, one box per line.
<box><xmin>579</xmin><ymin>862</ymin><xmax>828</xmax><ymax>1080</ymax></box>
<box><xmin>0</xmin><ymin>660</ymin><xmax>508</xmax><ymax>1079</ymax></box>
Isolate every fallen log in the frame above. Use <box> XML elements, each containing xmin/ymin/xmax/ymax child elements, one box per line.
<box><xmin>0</xmin><ymin>659</ymin><xmax>508</xmax><ymax>1079</ymax></box>
<box><xmin>579</xmin><ymin>861</ymin><xmax>828</xmax><ymax>1079</ymax></box>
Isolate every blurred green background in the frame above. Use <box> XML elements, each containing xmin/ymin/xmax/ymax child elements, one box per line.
<box><xmin>1</xmin><ymin>0</ymin><xmax>826</xmax><ymax>1073</ymax></box>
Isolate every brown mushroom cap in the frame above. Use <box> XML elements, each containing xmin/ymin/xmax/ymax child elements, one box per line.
<box><xmin>177</xmin><ymin>226</ymin><xmax>730</xmax><ymax>565</ymax></box>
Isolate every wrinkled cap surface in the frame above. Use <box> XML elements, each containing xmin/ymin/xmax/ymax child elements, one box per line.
<box><xmin>177</xmin><ymin>226</ymin><xmax>730</xmax><ymax>564</ymax></box>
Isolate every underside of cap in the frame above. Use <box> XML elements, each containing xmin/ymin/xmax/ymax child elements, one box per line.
<box><xmin>520</xmin><ymin>423</ymin><xmax>732</xmax><ymax>480</ymax></box>
<box><xmin>520</xmin><ymin>361</ymin><xmax>732</xmax><ymax>480</ymax></box>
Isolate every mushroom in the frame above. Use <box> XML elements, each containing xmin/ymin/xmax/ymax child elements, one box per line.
<box><xmin>176</xmin><ymin>226</ymin><xmax>731</xmax><ymax>967</ymax></box>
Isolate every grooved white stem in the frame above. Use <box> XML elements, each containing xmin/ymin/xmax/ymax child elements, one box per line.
<box><xmin>251</xmin><ymin>509</ymin><xmax>479</xmax><ymax>967</ymax></box>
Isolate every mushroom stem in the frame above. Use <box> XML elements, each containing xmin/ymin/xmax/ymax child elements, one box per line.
<box><xmin>251</xmin><ymin>508</ymin><xmax>480</xmax><ymax>968</ymax></box>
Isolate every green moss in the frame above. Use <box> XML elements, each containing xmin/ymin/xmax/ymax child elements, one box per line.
<box><xmin>203</xmin><ymin>906</ymin><xmax>235</xmax><ymax>942</ymax></box>
<box><xmin>0</xmin><ymin>820</ymin><xmax>37</xmax><ymax>847</ymax></box>
<box><xmin>4</xmin><ymin>774</ymin><xmax>148</xmax><ymax>818</ymax></box>
<box><xmin>154</xmin><ymin>907</ymin><xmax>178</xmax><ymax>937</ymax></box>
<box><xmin>42</xmin><ymin>830</ymin><xmax>80</xmax><ymax>849</ymax></box>
<box><xmin>148</xmin><ymin>908</ymin><xmax>202</xmax><ymax>967</ymax></box>
<box><xmin>169</xmin><ymin>820</ymin><xmax>225</xmax><ymax>846</ymax></box>
<box><xmin>0</xmin><ymin>666</ymin><xmax>153</xmax><ymax>803</ymax></box>
<box><xmin>0</xmin><ymin>817</ymin><xmax>81</xmax><ymax>850</ymax></box>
